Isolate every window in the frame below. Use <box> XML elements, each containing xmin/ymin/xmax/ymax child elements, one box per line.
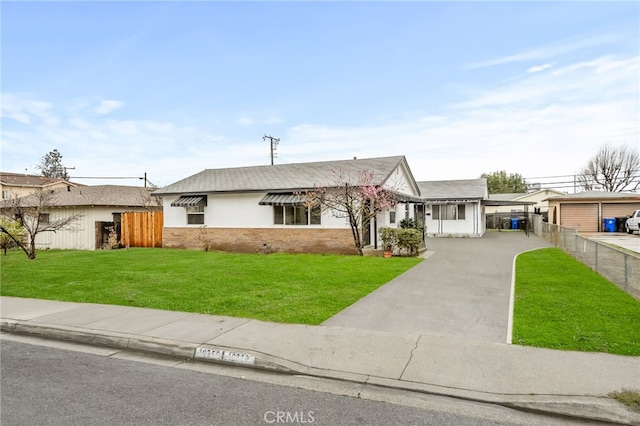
<box><xmin>389</xmin><ymin>210</ymin><xmax>396</xmax><ymax>224</ymax></box>
<box><xmin>2</xmin><ymin>190</ymin><xmax>8</xmax><ymax>200</ymax></box>
<box><xmin>39</xmin><ymin>213</ymin><xmax>50</xmax><ymax>224</ymax></box>
<box><xmin>273</xmin><ymin>205</ymin><xmax>321</xmax><ymax>225</ymax></box>
<box><xmin>432</xmin><ymin>204</ymin><xmax>465</xmax><ymax>220</ymax></box>
<box><xmin>186</xmin><ymin>205</ymin><xmax>205</xmax><ymax>225</ymax></box>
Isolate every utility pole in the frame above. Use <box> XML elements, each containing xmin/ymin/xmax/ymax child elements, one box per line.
<box><xmin>63</xmin><ymin>166</ymin><xmax>75</xmax><ymax>180</ymax></box>
<box><xmin>263</xmin><ymin>135</ymin><xmax>280</xmax><ymax>165</ymax></box>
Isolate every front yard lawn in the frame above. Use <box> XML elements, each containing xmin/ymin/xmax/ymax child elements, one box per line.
<box><xmin>0</xmin><ymin>248</ymin><xmax>421</xmax><ymax>325</ymax></box>
<box><xmin>513</xmin><ymin>247</ymin><xmax>640</xmax><ymax>356</ymax></box>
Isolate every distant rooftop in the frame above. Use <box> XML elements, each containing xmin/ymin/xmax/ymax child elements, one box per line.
<box><xmin>417</xmin><ymin>179</ymin><xmax>487</xmax><ymax>200</ymax></box>
<box><xmin>0</xmin><ymin>171</ymin><xmax>78</xmax><ymax>188</ymax></box>
<box><xmin>1</xmin><ymin>185</ymin><xmax>156</xmax><ymax>208</ymax></box>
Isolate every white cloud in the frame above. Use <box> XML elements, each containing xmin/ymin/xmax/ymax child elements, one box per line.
<box><xmin>468</xmin><ymin>33</ymin><xmax>619</xmax><ymax>69</ymax></box>
<box><xmin>95</xmin><ymin>99</ymin><xmax>124</xmax><ymax>114</ymax></box>
<box><xmin>236</xmin><ymin>115</ymin><xmax>282</xmax><ymax>126</ymax></box>
<box><xmin>527</xmin><ymin>63</ymin><xmax>553</xmax><ymax>73</ymax></box>
<box><xmin>1</xmin><ymin>93</ymin><xmax>59</xmax><ymax>125</ymax></box>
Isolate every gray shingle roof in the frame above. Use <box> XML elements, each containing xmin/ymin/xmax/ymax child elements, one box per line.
<box><xmin>3</xmin><ymin>185</ymin><xmax>157</xmax><ymax>208</ymax></box>
<box><xmin>154</xmin><ymin>156</ymin><xmax>408</xmax><ymax>195</ymax></box>
<box><xmin>417</xmin><ymin>179</ymin><xmax>487</xmax><ymax>200</ymax></box>
<box><xmin>0</xmin><ymin>171</ymin><xmax>78</xmax><ymax>188</ymax></box>
<box><xmin>545</xmin><ymin>190</ymin><xmax>640</xmax><ymax>201</ymax></box>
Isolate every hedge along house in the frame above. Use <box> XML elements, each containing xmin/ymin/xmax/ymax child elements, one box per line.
<box><xmin>417</xmin><ymin>179</ymin><xmax>488</xmax><ymax>237</ymax></box>
<box><xmin>153</xmin><ymin>156</ymin><xmax>423</xmax><ymax>255</ymax></box>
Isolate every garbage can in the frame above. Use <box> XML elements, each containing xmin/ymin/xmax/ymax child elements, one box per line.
<box><xmin>603</xmin><ymin>218</ymin><xmax>616</xmax><ymax>232</ymax></box>
<box><xmin>519</xmin><ymin>218</ymin><xmax>527</xmax><ymax>230</ymax></box>
<box><xmin>511</xmin><ymin>217</ymin><xmax>519</xmax><ymax>230</ymax></box>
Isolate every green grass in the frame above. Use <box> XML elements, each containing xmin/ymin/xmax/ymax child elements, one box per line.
<box><xmin>0</xmin><ymin>248</ymin><xmax>421</xmax><ymax>325</ymax></box>
<box><xmin>609</xmin><ymin>389</ymin><xmax>640</xmax><ymax>411</ymax></box>
<box><xmin>513</xmin><ymin>247</ymin><xmax>640</xmax><ymax>356</ymax></box>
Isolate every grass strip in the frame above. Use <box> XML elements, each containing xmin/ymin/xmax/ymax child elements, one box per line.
<box><xmin>513</xmin><ymin>247</ymin><xmax>640</xmax><ymax>356</ymax></box>
<box><xmin>1</xmin><ymin>248</ymin><xmax>421</xmax><ymax>325</ymax></box>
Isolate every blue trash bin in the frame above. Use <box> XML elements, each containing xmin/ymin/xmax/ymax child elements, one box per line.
<box><xmin>511</xmin><ymin>218</ymin><xmax>519</xmax><ymax>230</ymax></box>
<box><xmin>603</xmin><ymin>218</ymin><xmax>616</xmax><ymax>232</ymax></box>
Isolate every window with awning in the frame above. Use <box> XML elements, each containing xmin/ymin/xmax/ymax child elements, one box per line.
<box><xmin>171</xmin><ymin>195</ymin><xmax>207</xmax><ymax>225</ymax></box>
<box><xmin>259</xmin><ymin>193</ymin><xmax>320</xmax><ymax>225</ymax></box>
<box><xmin>171</xmin><ymin>195</ymin><xmax>207</xmax><ymax>207</ymax></box>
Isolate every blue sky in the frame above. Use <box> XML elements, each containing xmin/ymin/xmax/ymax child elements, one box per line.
<box><xmin>2</xmin><ymin>1</ymin><xmax>638</xmax><ymax>190</ymax></box>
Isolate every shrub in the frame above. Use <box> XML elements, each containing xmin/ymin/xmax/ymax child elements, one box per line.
<box><xmin>379</xmin><ymin>227</ymin><xmax>398</xmax><ymax>251</ymax></box>
<box><xmin>396</xmin><ymin>228</ymin><xmax>422</xmax><ymax>256</ymax></box>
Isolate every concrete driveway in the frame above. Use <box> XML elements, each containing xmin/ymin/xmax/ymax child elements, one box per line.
<box><xmin>322</xmin><ymin>231</ymin><xmax>552</xmax><ymax>343</ymax></box>
<box><xmin>582</xmin><ymin>232</ymin><xmax>640</xmax><ymax>254</ymax></box>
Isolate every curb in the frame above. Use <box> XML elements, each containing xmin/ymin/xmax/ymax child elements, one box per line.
<box><xmin>2</xmin><ymin>319</ymin><xmax>638</xmax><ymax>425</ymax></box>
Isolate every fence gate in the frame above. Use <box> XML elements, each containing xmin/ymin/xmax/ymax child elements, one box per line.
<box><xmin>121</xmin><ymin>211</ymin><xmax>163</xmax><ymax>248</ymax></box>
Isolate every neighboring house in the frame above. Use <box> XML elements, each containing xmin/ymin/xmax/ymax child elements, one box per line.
<box><xmin>153</xmin><ymin>156</ymin><xmax>423</xmax><ymax>254</ymax></box>
<box><xmin>545</xmin><ymin>191</ymin><xmax>640</xmax><ymax>233</ymax></box>
<box><xmin>0</xmin><ymin>185</ymin><xmax>159</xmax><ymax>250</ymax></box>
<box><xmin>417</xmin><ymin>179</ymin><xmax>488</xmax><ymax>237</ymax></box>
<box><xmin>1</xmin><ymin>171</ymin><xmax>80</xmax><ymax>199</ymax></box>
<box><xmin>486</xmin><ymin>189</ymin><xmax>564</xmax><ymax>214</ymax></box>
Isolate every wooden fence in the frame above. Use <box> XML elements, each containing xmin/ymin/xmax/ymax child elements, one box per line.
<box><xmin>121</xmin><ymin>211</ymin><xmax>163</xmax><ymax>248</ymax></box>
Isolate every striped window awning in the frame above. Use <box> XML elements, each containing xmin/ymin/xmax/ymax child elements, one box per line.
<box><xmin>259</xmin><ymin>193</ymin><xmax>303</xmax><ymax>206</ymax></box>
<box><xmin>171</xmin><ymin>195</ymin><xmax>207</xmax><ymax>207</ymax></box>
<box><xmin>426</xmin><ymin>199</ymin><xmax>480</xmax><ymax>205</ymax></box>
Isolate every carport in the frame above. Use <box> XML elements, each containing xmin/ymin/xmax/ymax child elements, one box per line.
<box><xmin>483</xmin><ymin>200</ymin><xmax>536</xmax><ymax>235</ymax></box>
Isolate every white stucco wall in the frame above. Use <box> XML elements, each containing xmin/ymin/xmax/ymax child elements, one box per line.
<box><xmin>163</xmin><ymin>193</ymin><xmax>349</xmax><ymax>229</ymax></box>
<box><xmin>425</xmin><ymin>202</ymin><xmax>485</xmax><ymax>237</ymax></box>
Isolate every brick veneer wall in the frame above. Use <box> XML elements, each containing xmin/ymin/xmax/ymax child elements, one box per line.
<box><xmin>162</xmin><ymin>227</ymin><xmax>358</xmax><ymax>255</ymax></box>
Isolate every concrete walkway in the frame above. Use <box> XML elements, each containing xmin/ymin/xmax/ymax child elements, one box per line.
<box><xmin>1</xmin><ymin>296</ymin><xmax>638</xmax><ymax>424</ymax></box>
<box><xmin>323</xmin><ymin>232</ymin><xmax>552</xmax><ymax>342</ymax></box>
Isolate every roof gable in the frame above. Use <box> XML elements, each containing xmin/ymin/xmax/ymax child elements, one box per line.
<box><xmin>154</xmin><ymin>156</ymin><xmax>411</xmax><ymax>195</ymax></box>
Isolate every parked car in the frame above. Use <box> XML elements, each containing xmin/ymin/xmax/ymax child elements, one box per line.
<box><xmin>625</xmin><ymin>210</ymin><xmax>640</xmax><ymax>234</ymax></box>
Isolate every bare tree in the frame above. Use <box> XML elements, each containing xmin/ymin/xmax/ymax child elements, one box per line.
<box><xmin>577</xmin><ymin>144</ymin><xmax>640</xmax><ymax>192</ymax></box>
<box><xmin>137</xmin><ymin>187</ymin><xmax>162</xmax><ymax>211</ymax></box>
<box><xmin>297</xmin><ymin>168</ymin><xmax>397</xmax><ymax>256</ymax></box>
<box><xmin>0</xmin><ymin>190</ymin><xmax>82</xmax><ymax>259</ymax></box>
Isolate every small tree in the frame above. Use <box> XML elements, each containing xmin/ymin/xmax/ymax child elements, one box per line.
<box><xmin>481</xmin><ymin>171</ymin><xmax>528</xmax><ymax>194</ymax></box>
<box><xmin>298</xmin><ymin>168</ymin><xmax>397</xmax><ymax>256</ymax></box>
<box><xmin>0</xmin><ymin>191</ymin><xmax>82</xmax><ymax>259</ymax></box>
<box><xmin>0</xmin><ymin>218</ymin><xmax>25</xmax><ymax>255</ymax></box>
<box><xmin>577</xmin><ymin>144</ymin><xmax>640</xmax><ymax>192</ymax></box>
<box><xmin>37</xmin><ymin>149</ymin><xmax>69</xmax><ymax>179</ymax></box>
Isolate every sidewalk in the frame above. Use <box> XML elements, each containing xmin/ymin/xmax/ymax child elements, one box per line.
<box><xmin>1</xmin><ymin>296</ymin><xmax>639</xmax><ymax>424</ymax></box>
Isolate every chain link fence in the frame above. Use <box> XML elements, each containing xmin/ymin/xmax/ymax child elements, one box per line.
<box><xmin>531</xmin><ymin>214</ymin><xmax>640</xmax><ymax>299</ymax></box>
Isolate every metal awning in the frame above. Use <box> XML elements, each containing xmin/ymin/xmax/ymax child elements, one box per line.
<box><xmin>390</xmin><ymin>191</ymin><xmax>425</xmax><ymax>204</ymax></box>
<box><xmin>425</xmin><ymin>198</ymin><xmax>482</xmax><ymax>205</ymax></box>
<box><xmin>259</xmin><ymin>193</ymin><xmax>303</xmax><ymax>206</ymax></box>
<box><xmin>482</xmin><ymin>200</ymin><xmax>536</xmax><ymax>206</ymax></box>
<box><xmin>171</xmin><ymin>195</ymin><xmax>206</xmax><ymax>207</ymax></box>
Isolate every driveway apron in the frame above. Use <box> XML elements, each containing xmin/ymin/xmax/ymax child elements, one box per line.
<box><xmin>322</xmin><ymin>232</ymin><xmax>552</xmax><ymax>343</ymax></box>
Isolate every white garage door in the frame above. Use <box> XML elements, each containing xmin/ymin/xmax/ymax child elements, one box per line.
<box><xmin>560</xmin><ymin>203</ymin><xmax>599</xmax><ymax>232</ymax></box>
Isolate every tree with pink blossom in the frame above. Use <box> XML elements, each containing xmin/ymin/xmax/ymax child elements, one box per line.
<box><xmin>297</xmin><ymin>168</ymin><xmax>397</xmax><ymax>256</ymax></box>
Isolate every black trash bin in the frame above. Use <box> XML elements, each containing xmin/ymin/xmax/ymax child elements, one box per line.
<box><xmin>519</xmin><ymin>218</ymin><xmax>527</xmax><ymax>230</ymax></box>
